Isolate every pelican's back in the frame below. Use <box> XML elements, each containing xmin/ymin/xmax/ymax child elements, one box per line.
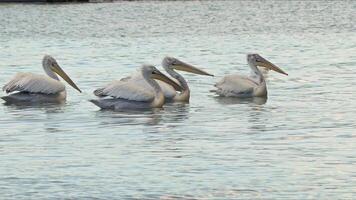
<box><xmin>3</xmin><ymin>72</ymin><xmax>65</xmax><ymax>94</ymax></box>
<box><xmin>121</xmin><ymin>72</ymin><xmax>177</xmax><ymax>99</ymax></box>
<box><xmin>214</xmin><ymin>74</ymin><xmax>259</xmax><ymax>97</ymax></box>
<box><xmin>93</xmin><ymin>80</ymin><xmax>154</xmax><ymax>102</ymax></box>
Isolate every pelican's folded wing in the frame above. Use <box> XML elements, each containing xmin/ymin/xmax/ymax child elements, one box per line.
<box><xmin>2</xmin><ymin>72</ymin><xmax>65</xmax><ymax>94</ymax></box>
<box><xmin>94</xmin><ymin>80</ymin><xmax>154</xmax><ymax>102</ymax></box>
<box><xmin>121</xmin><ymin>72</ymin><xmax>177</xmax><ymax>99</ymax></box>
<box><xmin>214</xmin><ymin>75</ymin><xmax>257</xmax><ymax>96</ymax></box>
<box><xmin>119</xmin><ymin>69</ymin><xmax>141</xmax><ymax>82</ymax></box>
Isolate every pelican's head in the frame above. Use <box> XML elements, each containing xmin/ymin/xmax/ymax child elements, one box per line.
<box><xmin>162</xmin><ymin>56</ymin><xmax>214</xmax><ymax>76</ymax></box>
<box><xmin>141</xmin><ymin>65</ymin><xmax>183</xmax><ymax>92</ymax></box>
<box><xmin>247</xmin><ymin>54</ymin><xmax>288</xmax><ymax>76</ymax></box>
<box><xmin>42</xmin><ymin>55</ymin><xmax>82</xmax><ymax>93</ymax></box>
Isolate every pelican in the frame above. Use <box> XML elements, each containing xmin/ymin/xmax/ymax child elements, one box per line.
<box><xmin>90</xmin><ymin>65</ymin><xmax>183</xmax><ymax>110</ymax></box>
<box><xmin>214</xmin><ymin>54</ymin><xmax>288</xmax><ymax>97</ymax></box>
<box><xmin>1</xmin><ymin>55</ymin><xmax>81</xmax><ymax>104</ymax></box>
<box><xmin>121</xmin><ymin>57</ymin><xmax>213</xmax><ymax>102</ymax></box>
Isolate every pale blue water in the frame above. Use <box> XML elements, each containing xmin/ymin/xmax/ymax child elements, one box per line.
<box><xmin>0</xmin><ymin>1</ymin><xmax>355</xmax><ymax>199</ymax></box>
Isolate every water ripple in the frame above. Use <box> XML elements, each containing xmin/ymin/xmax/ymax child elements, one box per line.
<box><xmin>0</xmin><ymin>1</ymin><xmax>355</xmax><ymax>199</ymax></box>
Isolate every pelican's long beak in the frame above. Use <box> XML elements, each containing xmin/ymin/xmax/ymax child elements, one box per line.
<box><xmin>51</xmin><ymin>63</ymin><xmax>82</xmax><ymax>93</ymax></box>
<box><xmin>151</xmin><ymin>69</ymin><xmax>183</xmax><ymax>92</ymax></box>
<box><xmin>256</xmin><ymin>56</ymin><xmax>288</xmax><ymax>76</ymax></box>
<box><xmin>173</xmin><ymin>60</ymin><xmax>214</xmax><ymax>76</ymax></box>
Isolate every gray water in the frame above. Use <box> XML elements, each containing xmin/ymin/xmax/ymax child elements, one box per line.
<box><xmin>0</xmin><ymin>1</ymin><xmax>355</xmax><ymax>199</ymax></box>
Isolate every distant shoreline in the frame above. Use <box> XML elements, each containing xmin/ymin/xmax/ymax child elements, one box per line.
<box><xmin>0</xmin><ymin>0</ymin><xmax>195</xmax><ymax>4</ymax></box>
<box><xmin>0</xmin><ymin>0</ymin><xmax>115</xmax><ymax>2</ymax></box>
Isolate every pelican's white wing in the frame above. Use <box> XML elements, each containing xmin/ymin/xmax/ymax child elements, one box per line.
<box><xmin>119</xmin><ymin>70</ymin><xmax>141</xmax><ymax>82</ymax></box>
<box><xmin>121</xmin><ymin>72</ymin><xmax>177</xmax><ymax>99</ymax></box>
<box><xmin>214</xmin><ymin>74</ymin><xmax>258</xmax><ymax>97</ymax></box>
<box><xmin>94</xmin><ymin>80</ymin><xmax>154</xmax><ymax>102</ymax></box>
<box><xmin>3</xmin><ymin>72</ymin><xmax>65</xmax><ymax>94</ymax></box>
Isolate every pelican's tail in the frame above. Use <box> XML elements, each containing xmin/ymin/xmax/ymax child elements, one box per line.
<box><xmin>89</xmin><ymin>99</ymin><xmax>116</xmax><ymax>110</ymax></box>
<box><xmin>1</xmin><ymin>96</ymin><xmax>13</xmax><ymax>102</ymax></box>
<box><xmin>89</xmin><ymin>99</ymin><xmax>105</xmax><ymax>108</ymax></box>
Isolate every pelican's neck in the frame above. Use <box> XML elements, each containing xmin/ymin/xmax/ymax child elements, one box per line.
<box><xmin>143</xmin><ymin>73</ymin><xmax>164</xmax><ymax>107</ymax></box>
<box><xmin>43</xmin><ymin>63</ymin><xmax>59</xmax><ymax>80</ymax></box>
<box><xmin>144</xmin><ymin>75</ymin><xmax>161</xmax><ymax>94</ymax></box>
<box><xmin>248</xmin><ymin>61</ymin><xmax>264</xmax><ymax>84</ymax></box>
<box><xmin>163</xmin><ymin>64</ymin><xmax>190</xmax><ymax>102</ymax></box>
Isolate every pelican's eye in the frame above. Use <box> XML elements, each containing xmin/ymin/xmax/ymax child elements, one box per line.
<box><xmin>255</xmin><ymin>56</ymin><xmax>263</xmax><ymax>62</ymax></box>
<box><xmin>172</xmin><ymin>59</ymin><xmax>181</xmax><ymax>66</ymax></box>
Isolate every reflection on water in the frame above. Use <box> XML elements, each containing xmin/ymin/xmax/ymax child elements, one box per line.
<box><xmin>214</xmin><ymin>96</ymin><xmax>268</xmax><ymax>105</ymax></box>
<box><xmin>161</xmin><ymin>103</ymin><xmax>190</xmax><ymax>124</ymax></box>
<box><xmin>94</xmin><ymin>103</ymin><xmax>190</xmax><ymax>127</ymax></box>
<box><xmin>3</xmin><ymin>101</ymin><xmax>66</xmax><ymax>111</ymax></box>
<box><xmin>2</xmin><ymin>101</ymin><xmax>67</xmax><ymax>119</ymax></box>
<box><xmin>213</xmin><ymin>96</ymin><xmax>269</xmax><ymax>134</ymax></box>
<box><xmin>94</xmin><ymin>108</ymin><xmax>163</xmax><ymax>127</ymax></box>
<box><xmin>0</xmin><ymin>1</ymin><xmax>355</xmax><ymax>199</ymax></box>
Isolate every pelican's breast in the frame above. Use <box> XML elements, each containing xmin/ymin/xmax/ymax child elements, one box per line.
<box><xmin>157</xmin><ymin>80</ymin><xmax>177</xmax><ymax>99</ymax></box>
<box><xmin>173</xmin><ymin>89</ymin><xmax>190</xmax><ymax>102</ymax></box>
<box><xmin>150</xmin><ymin>92</ymin><xmax>165</xmax><ymax>108</ymax></box>
<box><xmin>253</xmin><ymin>82</ymin><xmax>267</xmax><ymax>97</ymax></box>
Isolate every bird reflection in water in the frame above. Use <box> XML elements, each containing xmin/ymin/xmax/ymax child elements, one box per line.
<box><xmin>214</xmin><ymin>96</ymin><xmax>267</xmax><ymax>105</ymax></box>
<box><xmin>3</xmin><ymin>101</ymin><xmax>66</xmax><ymax>113</ymax></box>
<box><xmin>213</xmin><ymin>96</ymin><xmax>269</xmax><ymax>133</ymax></box>
<box><xmin>160</xmin><ymin>103</ymin><xmax>190</xmax><ymax>125</ymax></box>
<box><xmin>94</xmin><ymin>103</ymin><xmax>189</xmax><ymax>127</ymax></box>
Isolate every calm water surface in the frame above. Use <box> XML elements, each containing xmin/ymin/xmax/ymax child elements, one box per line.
<box><xmin>0</xmin><ymin>1</ymin><xmax>355</xmax><ymax>199</ymax></box>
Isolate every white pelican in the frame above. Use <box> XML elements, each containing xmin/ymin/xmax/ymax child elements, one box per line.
<box><xmin>1</xmin><ymin>55</ymin><xmax>81</xmax><ymax>104</ymax></box>
<box><xmin>121</xmin><ymin>57</ymin><xmax>213</xmax><ymax>102</ymax></box>
<box><xmin>90</xmin><ymin>65</ymin><xmax>183</xmax><ymax>110</ymax></box>
<box><xmin>214</xmin><ymin>54</ymin><xmax>288</xmax><ymax>97</ymax></box>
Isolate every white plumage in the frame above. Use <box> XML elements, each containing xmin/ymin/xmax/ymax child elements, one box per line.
<box><xmin>214</xmin><ymin>54</ymin><xmax>287</xmax><ymax>98</ymax></box>
<box><xmin>94</xmin><ymin>79</ymin><xmax>155</xmax><ymax>101</ymax></box>
<box><xmin>119</xmin><ymin>57</ymin><xmax>213</xmax><ymax>102</ymax></box>
<box><xmin>3</xmin><ymin>72</ymin><xmax>65</xmax><ymax>94</ymax></box>
<box><xmin>1</xmin><ymin>55</ymin><xmax>81</xmax><ymax>104</ymax></box>
<box><xmin>120</xmin><ymin>72</ymin><xmax>177</xmax><ymax>99</ymax></box>
<box><xmin>90</xmin><ymin>65</ymin><xmax>183</xmax><ymax>110</ymax></box>
<box><xmin>214</xmin><ymin>74</ymin><xmax>259</xmax><ymax>97</ymax></box>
